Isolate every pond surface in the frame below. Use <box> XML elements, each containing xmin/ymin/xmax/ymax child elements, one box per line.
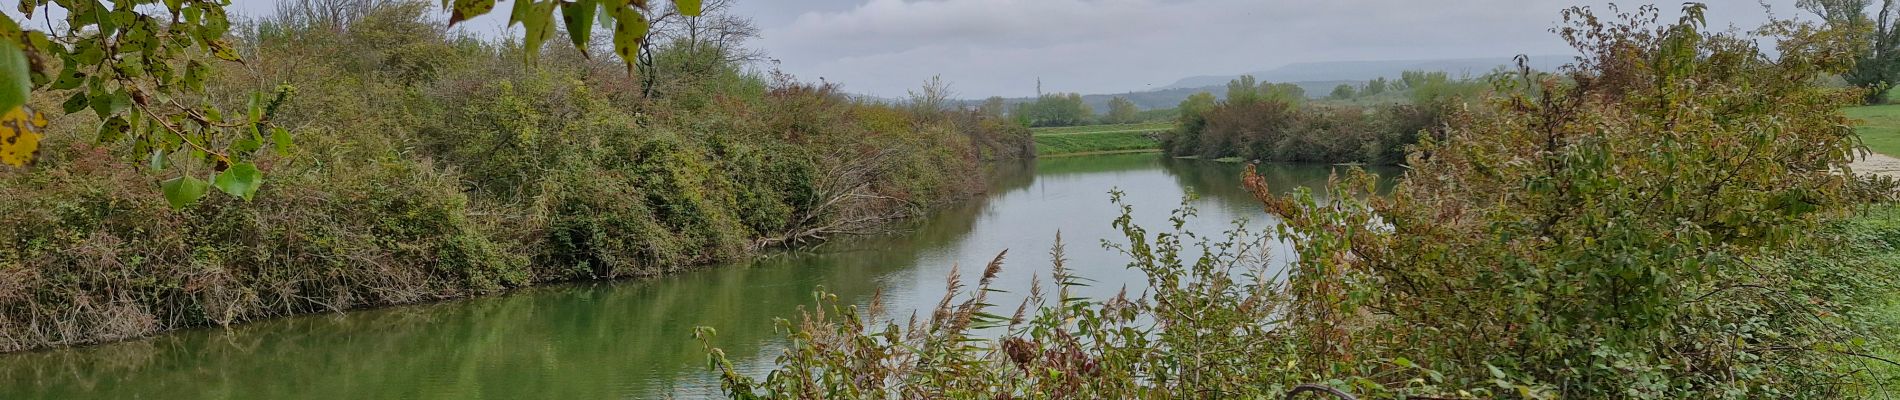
<box><xmin>0</xmin><ymin>153</ymin><xmax>1391</xmax><ymax>399</ymax></box>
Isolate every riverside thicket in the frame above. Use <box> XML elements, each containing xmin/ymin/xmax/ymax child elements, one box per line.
<box><xmin>0</xmin><ymin>1</ymin><xmax>1030</xmax><ymax>352</ymax></box>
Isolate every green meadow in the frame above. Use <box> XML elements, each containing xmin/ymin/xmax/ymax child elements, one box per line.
<box><xmin>1032</xmin><ymin>123</ymin><xmax>1170</xmax><ymax>156</ymax></box>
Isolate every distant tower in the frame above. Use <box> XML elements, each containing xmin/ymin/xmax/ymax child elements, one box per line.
<box><xmin>1036</xmin><ymin>78</ymin><xmax>1043</xmax><ymax>98</ymax></box>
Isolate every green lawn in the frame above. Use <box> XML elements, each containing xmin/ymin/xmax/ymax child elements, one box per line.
<box><xmin>1033</xmin><ymin>131</ymin><xmax>1162</xmax><ymax>156</ymax></box>
<box><xmin>1030</xmin><ymin>123</ymin><xmax>1172</xmax><ymax>156</ymax></box>
<box><xmin>1843</xmin><ymin>206</ymin><xmax>1900</xmax><ymax>394</ymax></box>
<box><xmin>1845</xmin><ymin>105</ymin><xmax>1900</xmax><ymax>157</ymax></box>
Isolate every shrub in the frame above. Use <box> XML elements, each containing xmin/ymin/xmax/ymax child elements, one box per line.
<box><xmin>1166</xmin><ymin>79</ymin><xmax>1465</xmax><ymax>165</ymax></box>
<box><xmin>0</xmin><ymin>139</ymin><xmax>523</xmax><ymax>352</ymax></box>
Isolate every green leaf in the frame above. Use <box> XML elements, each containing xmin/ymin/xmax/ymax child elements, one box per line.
<box><xmin>674</xmin><ymin>0</ymin><xmax>701</xmax><ymax>16</ymax></box>
<box><xmin>247</xmin><ymin>92</ymin><xmax>263</xmax><ymax>123</ymax></box>
<box><xmin>97</xmin><ymin>116</ymin><xmax>129</xmax><ymax>144</ymax></box>
<box><xmin>52</xmin><ymin>64</ymin><xmax>85</xmax><ymax>90</ymax></box>
<box><xmin>20</xmin><ymin>33</ymin><xmax>53</xmax><ymax>87</ymax></box>
<box><xmin>510</xmin><ymin>0</ymin><xmax>536</xmax><ymax>26</ymax></box>
<box><xmin>561</xmin><ymin>0</ymin><xmax>600</xmax><ymax>57</ymax></box>
<box><xmin>149</xmin><ymin>149</ymin><xmax>167</xmax><ymax>171</ymax></box>
<box><xmin>19</xmin><ymin>0</ymin><xmax>40</xmax><ymax>18</ymax></box>
<box><xmin>71</xmin><ymin>41</ymin><xmax>105</xmax><ymax>66</ymax></box>
<box><xmin>90</xmin><ymin>89</ymin><xmax>131</xmax><ymax>120</ymax></box>
<box><xmin>62</xmin><ymin>91</ymin><xmax>88</xmax><ymax>114</ymax></box>
<box><xmin>184</xmin><ymin>60</ymin><xmax>208</xmax><ymax>91</ymax></box>
<box><xmin>213</xmin><ymin>162</ymin><xmax>262</xmax><ymax>201</ymax></box>
<box><xmin>0</xmin><ymin>40</ymin><xmax>28</xmax><ymax>114</ymax></box>
<box><xmin>521</xmin><ymin>1</ymin><xmax>558</xmax><ymax>65</ymax></box>
<box><xmin>271</xmin><ymin>126</ymin><xmax>292</xmax><ymax>155</ymax></box>
<box><xmin>232</xmin><ymin>135</ymin><xmax>261</xmax><ymax>155</ymax></box>
<box><xmin>161</xmin><ymin>175</ymin><xmax>210</xmax><ymax>209</ymax></box>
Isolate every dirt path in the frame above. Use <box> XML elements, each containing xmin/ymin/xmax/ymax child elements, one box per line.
<box><xmin>1854</xmin><ymin>152</ymin><xmax>1900</xmax><ymax>179</ymax></box>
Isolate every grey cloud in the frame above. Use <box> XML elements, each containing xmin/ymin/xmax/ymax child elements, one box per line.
<box><xmin>1</xmin><ymin>1</ymin><xmax>1809</xmax><ymax>99</ymax></box>
<box><xmin>748</xmin><ymin>0</ymin><xmax>1805</xmax><ymax>98</ymax></box>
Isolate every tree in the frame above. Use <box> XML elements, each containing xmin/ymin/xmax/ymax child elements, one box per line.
<box><xmin>1170</xmin><ymin>91</ymin><xmax>1219</xmax><ymax>153</ymax></box>
<box><xmin>273</xmin><ymin>0</ymin><xmax>403</xmax><ymax>31</ymax></box>
<box><xmin>906</xmin><ymin>75</ymin><xmax>955</xmax><ymax>122</ymax></box>
<box><xmin>1329</xmin><ymin>84</ymin><xmax>1358</xmax><ymax>100</ymax></box>
<box><xmin>1402</xmin><ymin>70</ymin><xmax>1482</xmax><ymax>107</ymax></box>
<box><xmin>1801</xmin><ymin>0</ymin><xmax>1900</xmax><ymax>103</ymax></box>
<box><xmin>1065</xmin><ymin>93</ymin><xmax>1094</xmax><ymax>125</ymax></box>
<box><xmin>1177</xmin><ymin>92</ymin><xmax>1218</xmax><ymax>127</ymax></box>
<box><xmin>1259</xmin><ymin>82</ymin><xmax>1305</xmax><ymax>105</ymax></box>
<box><xmin>1223</xmin><ymin>76</ymin><xmax>1303</xmax><ymax>107</ymax></box>
<box><xmin>636</xmin><ymin>0</ymin><xmax>762</xmax><ymax>98</ymax></box>
<box><xmin>1399</xmin><ymin>70</ymin><xmax>1434</xmax><ymax>90</ymax></box>
<box><xmin>978</xmin><ymin>96</ymin><xmax>1008</xmax><ymax>118</ymax></box>
<box><xmin>1225</xmin><ymin>75</ymin><xmax>1262</xmax><ymax>105</ymax></box>
<box><xmin>1363</xmin><ymin>77</ymin><xmax>1389</xmax><ymax>96</ymax></box>
<box><xmin>1105</xmin><ymin>96</ymin><xmax>1140</xmax><ymax>124</ymax></box>
<box><xmin>1013</xmin><ymin>92</ymin><xmax>1093</xmax><ymax>127</ymax></box>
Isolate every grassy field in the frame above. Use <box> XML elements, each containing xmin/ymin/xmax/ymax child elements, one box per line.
<box><xmin>1032</xmin><ymin>123</ymin><xmax>1170</xmax><ymax>156</ymax></box>
<box><xmin>1845</xmin><ymin>105</ymin><xmax>1900</xmax><ymax>156</ymax></box>
<box><xmin>1840</xmin><ymin>205</ymin><xmax>1900</xmax><ymax>392</ymax></box>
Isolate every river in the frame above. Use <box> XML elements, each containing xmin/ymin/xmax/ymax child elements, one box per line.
<box><xmin>0</xmin><ymin>153</ymin><xmax>1392</xmax><ymax>399</ymax></box>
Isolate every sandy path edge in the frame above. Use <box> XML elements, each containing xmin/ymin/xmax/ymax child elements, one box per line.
<box><xmin>1853</xmin><ymin>152</ymin><xmax>1900</xmax><ymax>179</ymax></box>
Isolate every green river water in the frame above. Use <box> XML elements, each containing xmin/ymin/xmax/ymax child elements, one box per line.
<box><xmin>0</xmin><ymin>153</ymin><xmax>1390</xmax><ymax>399</ymax></box>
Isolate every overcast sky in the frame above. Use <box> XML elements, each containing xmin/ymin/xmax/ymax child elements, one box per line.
<box><xmin>725</xmin><ymin>0</ymin><xmax>1810</xmax><ymax>98</ymax></box>
<box><xmin>19</xmin><ymin>1</ymin><xmax>1813</xmax><ymax>98</ymax></box>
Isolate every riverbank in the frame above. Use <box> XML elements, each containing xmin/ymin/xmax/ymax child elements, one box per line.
<box><xmin>0</xmin><ymin>4</ymin><xmax>1032</xmax><ymax>353</ymax></box>
<box><xmin>0</xmin><ymin>153</ymin><xmax>1315</xmax><ymax>398</ymax></box>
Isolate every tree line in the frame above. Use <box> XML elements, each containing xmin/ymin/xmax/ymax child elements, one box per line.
<box><xmin>1164</xmin><ymin>71</ymin><xmax>1485</xmax><ymax>164</ymax></box>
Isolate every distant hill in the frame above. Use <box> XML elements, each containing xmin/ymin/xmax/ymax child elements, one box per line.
<box><xmin>1162</xmin><ymin>55</ymin><xmax>1572</xmax><ymax>90</ymax></box>
<box><xmin>958</xmin><ymin>55</ymin><xmax>1575</xmax><ymax>112</ymax></box>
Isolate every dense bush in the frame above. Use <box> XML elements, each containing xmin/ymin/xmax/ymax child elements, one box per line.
<box><xmin>0</xmin><ymin>1</ymin><xmax>1024</xmax><ymax>352</ymax></box>
<box><xmin>1164</xmin><ymin>70</ymin><xmax>1479</xmax><ymax>164</ymax></box>
<box><xmin>702</xmin><ymin>5</ymin><xmax>1900</xmax><ymax>398</ymax></box>
<box><xmin>0</xmin><ymin>136</ymin><xmax>524</xmax><ymax>351</ymax></box>
<box><xmin>1011</xmin><ymin>93</ymin><xmax>1095</xmax><ymax>127</ymax></box>
<box><xmin>1164</xmin><ymin>99</ymin><xmax>1451</xmax><ymax>165</ymax></box>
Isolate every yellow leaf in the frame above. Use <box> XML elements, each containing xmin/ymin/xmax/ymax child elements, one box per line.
<box><xmin>611</xmin><ymin>5</ymin><xmax>648</xmax><ymax>74</ymax></box>
<box><xmin>450</xmin><ymin>0</ymin><xmax>498</xmax><ymax>26</ymax></box>
<box><xmin>1</xmin><ymin>105</ymin><xmax>47</xmax><ymax>167</ymax></box>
